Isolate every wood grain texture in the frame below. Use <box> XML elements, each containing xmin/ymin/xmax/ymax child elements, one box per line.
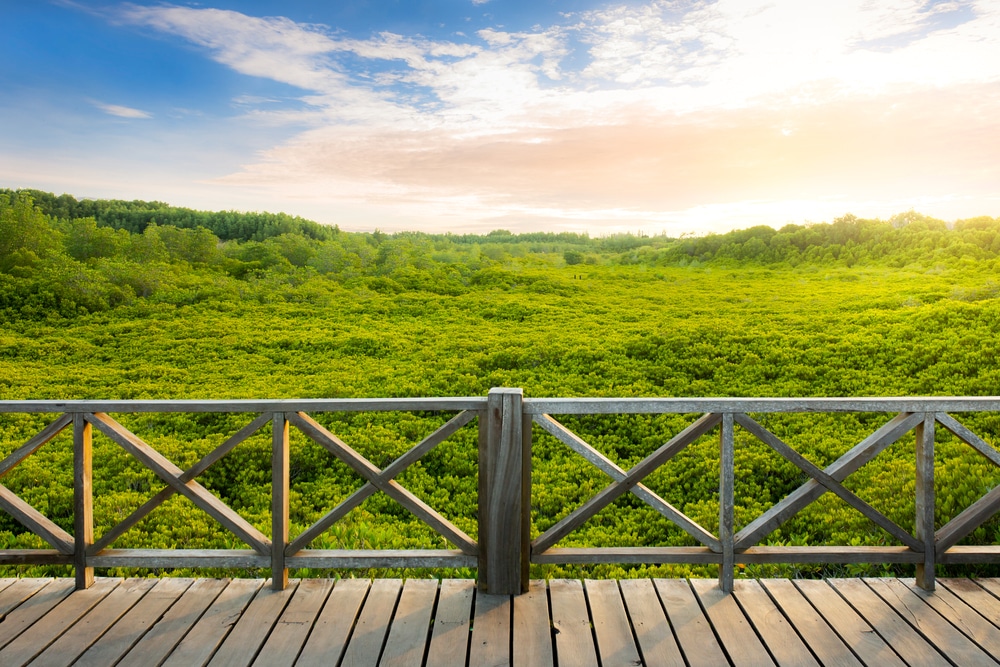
<box><xmin>585</xmin><ymin>579</ymin><xmax>642</xmax><ymax>667</ymax></box>
<box><xmin>691</xmin><ymin>578</ymin><xmax>773</xmax><ymax>666</ymax></box>
<box><xmin>512</xmin><ymin>580</ymin><xmax>553</xmax><ymax>667</ymax></box>
<box><xmin>339</xmin><ymin>578</ymin><xmax>403</xmax><ymax>667</ymax></box>
<box><xmin>619</xmin><ymin>578</ymin><xmax>685</xmax><ymax>667</ymax></box>
<box><xmin>548</xmin><ymin>579</ymin><xmax>597</xmax><ymax>667</ymax></box>
<box><xmin>760</xmin><ymin>578</ymin><xmax>862</xmax><ymax>667</ymax></box>
<box><xmin>425</xmin><ymin>579</ymin><xmax>474</xmax><ymax>667</ymax></box>
<box><xmin>295</xmin><ymin>578</ymin><xmax>370</xmax><ymax>667</ymax></box>
<box><xmin>252</xmin><ymin>578</ymin><xmax>333</xmax><ymax>666</ymax></box>
<box><xmin>653</xmin><ymin>579</ymin><xmax>729</xmax><ymax>667</ymax></box>
<box><xmin>468</xmin><ymin>590</ymin><xmax>510</xmax><ymax>667</ymax></box>
<box><xmin>733</xmin><ymin>579</ymin><xmax>818</xmax><ymax>667</ymax></box>
<box><xmin>380</xmin><ymin>578</ymin><xmax>439</xmax><ymax>667</ymax></box>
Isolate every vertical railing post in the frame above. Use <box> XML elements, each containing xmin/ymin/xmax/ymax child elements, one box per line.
<box><xmin>478</xmin><ymin>388</ymin><xmax>530</xmax><ymax>595</ymax></box>
<box><xmin>73</xmin><ymin>413</ymin><xmax>94</xmax><ymax>590</ymax></box>
<box><xmin>272</xmin><ymin>412</ymin><xmax>289</xmax><ymax>590</ymax></box>
<box><xmin>915</xmin><ymin>412</ymin><xmax>935</xmax><ymax>591</ymax></box>
<box><xmin>719</xmin><ymin>412</ymin><xmax>735</xmax><ymax>594</ymax></box>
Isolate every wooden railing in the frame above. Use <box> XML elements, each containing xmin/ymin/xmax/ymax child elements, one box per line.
<box><xmin>1</xmin><ymin>391</ymin><xmax>999</xmax><ymax>595</ymax></box>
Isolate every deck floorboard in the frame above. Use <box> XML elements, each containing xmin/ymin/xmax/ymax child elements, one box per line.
<box><xmin>2</xmin><ymin>576</ymin><xmax>998</xmax><ymax>666</ymax></box>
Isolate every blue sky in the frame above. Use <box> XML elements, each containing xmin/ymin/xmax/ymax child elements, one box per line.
<box><xmin>2</xmin><ymin>0</ymin><xmax>999</xmax><ymax>235</ymax></box>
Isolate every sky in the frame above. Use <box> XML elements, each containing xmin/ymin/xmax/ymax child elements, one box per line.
<box><xmin>2</xmin><ymin>0</ymin><xmax>999</xmax><ymax>236</ymax></box>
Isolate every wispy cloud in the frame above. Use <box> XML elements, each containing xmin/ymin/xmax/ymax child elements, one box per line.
<box><xmin>110</xmin><ymin>0</ymin><xmax>1000</xmax><ymax>232</ymax></box>
<box><xmin>93</xmin><ymin>101</ymin><xmax>153</xmax><ymax>118</ymax></box>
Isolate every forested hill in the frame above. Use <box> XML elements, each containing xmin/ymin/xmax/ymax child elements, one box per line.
<box><xmin>2</xmin><ymin>188</ymin><xmax>999</xmax><ymax>320</ymax></box>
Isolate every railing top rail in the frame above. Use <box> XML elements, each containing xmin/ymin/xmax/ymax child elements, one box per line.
<box><xmin>0</xmin><ymin>397</ymin><xmax>488</xmax><ymax>414</ymax></box>
<box><xmin>524</xmin><ymin>396</ymin><xmax>1000</xmax><ymax>414</ymax></box>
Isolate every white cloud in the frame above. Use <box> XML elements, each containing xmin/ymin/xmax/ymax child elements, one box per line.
<box><xmin>93</xmin><ymin>101</ymin><xmax>153</xmax><ymax>118</ymax></box>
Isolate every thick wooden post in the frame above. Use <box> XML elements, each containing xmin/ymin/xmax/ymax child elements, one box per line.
<box><xmin>73</xmin><ymin>414</ymin><xmax>94</xmax><ymax>589</ymax></box>
<box><xmin>478</xmin><ymin>388</ymin><xmax>530</xmax><ymax>594</ymax></box>
<box><xmin>272</xmin><ymin>412</ymin><xmax>289</xmax><ymax>590</ymax></box>
<box><xmin>915</xmin><ymin>413</ymin><xmax>935</xmax><ymax>591</ymax></box>
<box><xmin>719</xmin><ymin>412</ymin><xmax>735</xmax><ymax>594</ymax></box>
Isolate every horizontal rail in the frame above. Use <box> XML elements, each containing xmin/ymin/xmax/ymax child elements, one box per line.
<box><xmin>0</xmin><ymin>397</ymin><xmax>488</xmax><ymax>413</ymax></box>
<box><xmin>525</xmin><ymin>397</ymin><xmax>1000</xmax><ymax>414</ymax></box>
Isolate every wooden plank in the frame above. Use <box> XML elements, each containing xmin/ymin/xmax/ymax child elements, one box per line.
<box><xmin>736</xmin><ymin>414</ymin><xmax>921</xmax><ymax>550</ymax></box>
<box><xmin>826</xmin><ymin>578</ymin><xmax>948</xmax><ymax>667</ymax></box>
<box><xmin>295</xmin><ymin>578</ymin><xmax>370</xmax><ymax>667</ymax></box>
<box><xmin>720</xmin><ymin>413</ymin><xmax>735</xmax><ymax>593</ymax></box>
<box><xmin>914</xmin><ymin>415</ymin><xmax>935</xmax><ymax>590</ymax></box>
<box><xmin>71</xmin><ymin>577</ymin><xmax>192</xmax><ymax>667</ymax></box>
<box><xmin>864</xmin><ymin>577</ymin><xmax>999</xmax><ymax>665</ymax></box>
<box><xmin>736</xmin><ymin>412</ymin><xmax>923</xmax><ymax>550</ymax></box>
<box><xmin>339</xmin><ymin>578</ymin><xmax>403</xmax><ymax>667</ymax></box>
<box><xmin>206</xmin><ymin>578</ymin><xmax>299</xmax><ymax>667</ymax></box>
<box><xmin>160</xmin><ymin>578</ymin><xmax>264</xmax><ymax>667</ymax></box>
<box><xmin>288</xmin><ymin>410</ymin><xmax>475</xmax><ymax>554</ymax></box>
<box><xmin>288</xmin><ymin>549</ymin><xmax>476</xmax><ymax>569</ymax></box>
<box><xmin>901</xmin><ymin>577</ymin><xmax>1000</xmax><ymax>656</ymax></box>
<box><xmin>533</xmin><ymin>413</ymin><xmax>722</xmax><ymax>554</ymax></box>
<box><xmin>512</xmin><ymin>579</ymin><xmax>552</xmax><ymax>667</ymax></box>
<box><xmin>549</xmin><ymin>579</ymin><xmax>596</xmax><ymax>667</ymax></box>
<box><xmin>0</xmin><ymin>578</ymin><xmax>50</xmax><ymax>620</ymax></box>
<box><xmin>523</xmin><ymin>397</ymin><xmax>1000</xmax><ymax>415</ymax></box>
<box><xmin>87</xmin><ymin>412</ymin><xmax>272</xmax><ymax>555</ymax></box>
<box><xmin>0</xmin><ymin>412</ymin><xmax>72</xmax><ymax>477</ymax></box>
<box><xmin>468</xmin><ymin>590</ymin><xmax>511</xmax><ymax>667</ymax></box>
<box><xmin>74</xmin><ymin>413</ymin><xmax>94</xmax><ymax>588</ymax></box>
<box><xmin>380</xmin><ymin>578</ymin><xmax>439</xmax><ymax>667</ymax></box>
<box><xmin>0</xmin><ymin>549</ymin><xmax>72</xmax><ymax>565</ymax></box>
<box><xmin>653</xmin><ymin>578</ymin><xmax>728</xmax><ymax>667</ymax></box>
<box><xmin>792</xmin><ymin>579</ymin><xmax>902</xmax><ymax>666</ymax></box>
<box><xmin>759</xmin><ymin>579</ymin><xmax>862</xmax><ymax>667</ymax></box>
<box><xmin>533</xmin><ymin>413</ymin><xmax>720</xmax><ymax>550</ymax></box>
<box><xmin>252</xmin><ymin>578</ymin><xmax>333</xmax><ymax>666</ymax></box>
<box><xmin>0</xmin><ymin>397</ymin><xmax>488</xmax><ymax>413</ymax></box>
<box><xmin>733</xmin><ymin>580</ymin><xmax>818</xmax><ymax>667</ymax></box>
<box><xmin>0</xmin><ymin>579</ymin><xmax>75</xmax><ymax>648</ymax></box>
<box><xmin>690</xmin><ymin>578</ymin><xmax>774</xmax><ymax>666</ymax></box>
<box><xmin>289</xmin><ymin>412</ymin><xmax>478</xmax><ymax>555</ymax></box>
<box><xmin>90</xmin><ymin>548</ymin><xmax>268</xmax><ymax>568</ymax></box>
<box><xmin>272</xmin><ymin>412</ymin><xmax>289</xmax><ymax>590</ymax></box>
<box><xmin>425</xmin><ymin>578</ymin><xmax>474</xmax><ymax>667</ymax></box>
<box><xmin>0</xmin><ymin>577</ymin><xmax>119</xmax><ymax>665</ymax></box>
<box><xmin>619</xmin><ymin>578</ymin><xmax>684</xmax><ymax>667</ymax></box>
<box><xmin>479</xmin><ymin>388</ymin><xmax>529</xmax><ymax>595</ymax></box>
<box><xmin>585</xmin><ymin>579</ymin><xmax>642</xmax><ymax>667</ymax></box>
<box><xmin>940</xmin><ymin>578</ymin><xmax>1000</xmax><ymax>629</ymax></box>
<box><xmin>116</xmin><ymin>578</ymin><xmax>230</xmax><ymax>667</ymax></box>
<box><xmin>31</xmin><ymin>577</ymin><xmax>158</xmax><ymax>667</ymax></box>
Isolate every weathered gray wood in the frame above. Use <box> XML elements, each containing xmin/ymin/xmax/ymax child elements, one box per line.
<box><xmin>826</xmin><ymin>578</ymin><xmax>948</xmax><ymax>667</ymax></box>
<box><xmin>0</xmin><ymin>577</ymin><xmax>119</xmax><ymax>665</ymax></box>
<box><xmin>87</xmin><ymin>412</ymin><xmax>272</xmax><ymax>555</ymax></box>
<box><xmin>720</xmin><ymin>413</ymin><xmax>735</xmax><ymax>593</ymax></box>
<box><xmin>0</xmin><ymin>412</ymin><xmax>72</xmax><ymax>478</ymax></box>
<box><xmin>792</xmin><ymin>579</ymin><xmax>903</xmax><ymax>666</ymax></box>
<box><xmin>0</xmin><ymin>579</ymin><xmax>75</xmax><ymax>648</ymax></box>
<box><xmin>532</xmin><ymin>412</ymin><xmax>722</xmax><ymax>554</ymax></box>
<box><xmin>207</xmin><ymin>579</ymin><xmax>299</xmax><ymax>667</ymax></box>
<box><xmin>760</xmin><ymin>578</ymin><xmax>862</xmax><ymax>667</ymax></box>
<box><xmin>864</xmin><ymin>577</ymin><xmax>998</xmax><ymax>665</ymax></box>
<box><xmin>935</xmin><ymin>485</ymin><xmax>1000</xmax><ymax>553</ymax></box>
<box><xmin>0</xmin><ymin>486</ymin><xmax>74</xmax><ymax>554</ymax></box>
<box><xmin>160</xmin><ymin>578</ymin><xmax>264</xmax><ymax>667</ymax></box>
<box><xmin>116</xmin><ymin>578</ymin><xmax>229</xmax><ymax>667</ymax></box>
<box><xmin>585</xmin><ymin>579</ymin><xmax>642</xmax><ymax>667</ymax></box>
<box><xmin>252</xmin><ymin>578</ymin><xmax>332</xmax><ymax>666</ymax></box>
<box><xmin>479</xmin><ymin>388</ymin><xmax>529</xmax><ymax>594</ymax></box>
<box><xmin>425</xmin><ymin>579</ymin><xmax>474</xmax><ymax>667</ymax></box>
<box><xmin>533</xmin><ymin>545</ymin><xmax>929</xmax><ymax>565</ymax></box>
<box><xmin>287</xmin><ymin>549</ymin><xmax>476</xmax><ymax>568</ymax></box>
<box><xmin>524</xmin><ymin>397</ymin><xmax>1000</xmax><ymax>414</ymax></box>
<box><xmin>733</xmin><ymin>580</ymin><xmax>818</xmax><ymax>667</ymax></box>
<box><xmin>938</xmin><ymin>545</ymin><xmax>1000</xmax><ymax>563</ymax></box>
<box><xmin>548</xmin><ymin>579</ymin><xmax>597</xmax><ymax>667</ymax></box>
<box><xmin>939</xmin><ymin>578</ymin><xmax>1000</xmax><ymax>629</ymax></box>
<box><xmin>736</xmin><ymin>412</ymin><xmax>924</xmax><ymax>550</ymax></box>
<box><xmin>619</xmin><ymin>578</ymin><xmax>684</xmax><ymax>667</ymax></box>
<box><xmin>72</xmin><ymin>577</ymin><xmax>193</xmax><ymax>667</ymax></box>
<box><xmin>901</xmin><ymin>577</ymin><xmax>1000</xmax><ymax>657</ymax></box>
<box><xmin>380</xmin><ymin>578</ymin><xmax>439</xmax><ymax>667</ymax></box>
<box><xmin>31</xmin><ymin>577</ymin><xmax>157</xmax><ymax>667</ymax></box>
<box><xmin>287</xmin><ymin>410</ymin><xmax>475</xmax><ymax>554</ymax></box>
<box><xmin>512</xmin><ymin>580</ymin><xmax>553</xmax><ymax>667</ymax></box>
<box><xmin>533</xmin><ymin>413</ymin><xmax>721</xmax><ymax>550</ymax></box>
<box><xmin>90</xmin><ymin>412</ymin><xmax>272</xmax><ymax>554</ymax></box>
<box><xmin>935</xmin><ymin>411</ymin><xmax>1000</xmax><ymax>466</ymax></box>
<box><xmin>0</xmin><ymin>549</ymin><xmax>72</xmax><ymax>565</ymax></box>
<box><xmin>0</xmin><ymin>397</ymin><xmax>488</xmax><ymax>413</ymax></box>
<box><xmin>89</xmin><ymin>548</ymin><xmax>269</xmax><ymax>568</ymax></box>
<box><xmin>653</xmin><ymin>579</ymin><xmax>729</xmax><ymax>667</ymax></box>
<box><xmin>271</xmin><ymin>412</ymin><xmax>288</xmax><ymax>590</ymax></box>
<box><xmin>340</xmin><ymin>578</ymin><xmax>403</xmax><ymax>667</ymax></box>
<box><xmin>914</xmin><ymin>414</ymin><xmax>935</xmax><ymax>590</ymax></box>
<box><xmin>74</xmin><ymin>413</ymin><xmax>94</xmax><ymax>589</ymax></box>
<box><xmin>691</xmin><ymin>578</ymin><xmax>774</xmax><ymax>666</ymax></box>
<box><xmin>0</xmin><ymin>577</ymin><xmax>52</xmax><ymax>620</ymax></box>
<box><xmin>736</xmin><ymin>413</ymin><xmax>922</xmax><ymax>550</ymax></box>
<box><xmin>295</xmin><ymin>578</ymin><xmax>370</xmax><ymax>667</ymax></box>
<box><xmin>468</xmin><ymin>590</ymin><xmax>510</xmax><ymax>667</ymax></box>
<box><xmin>289</xmin><ymin>411</ymin><xmax>478</xmax><ymax>555</ymax></box>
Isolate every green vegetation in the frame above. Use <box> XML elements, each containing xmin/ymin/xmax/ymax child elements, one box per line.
<box><xmin>2</xmin><ymin>189</ymin><xmax>999</xmax><ymax>580</ymax></box>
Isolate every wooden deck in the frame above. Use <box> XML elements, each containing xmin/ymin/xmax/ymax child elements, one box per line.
<box><xmin>1</xmin><ymin>577</ymin><xmax>1000</xmax><ymax>666</ymax></box>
